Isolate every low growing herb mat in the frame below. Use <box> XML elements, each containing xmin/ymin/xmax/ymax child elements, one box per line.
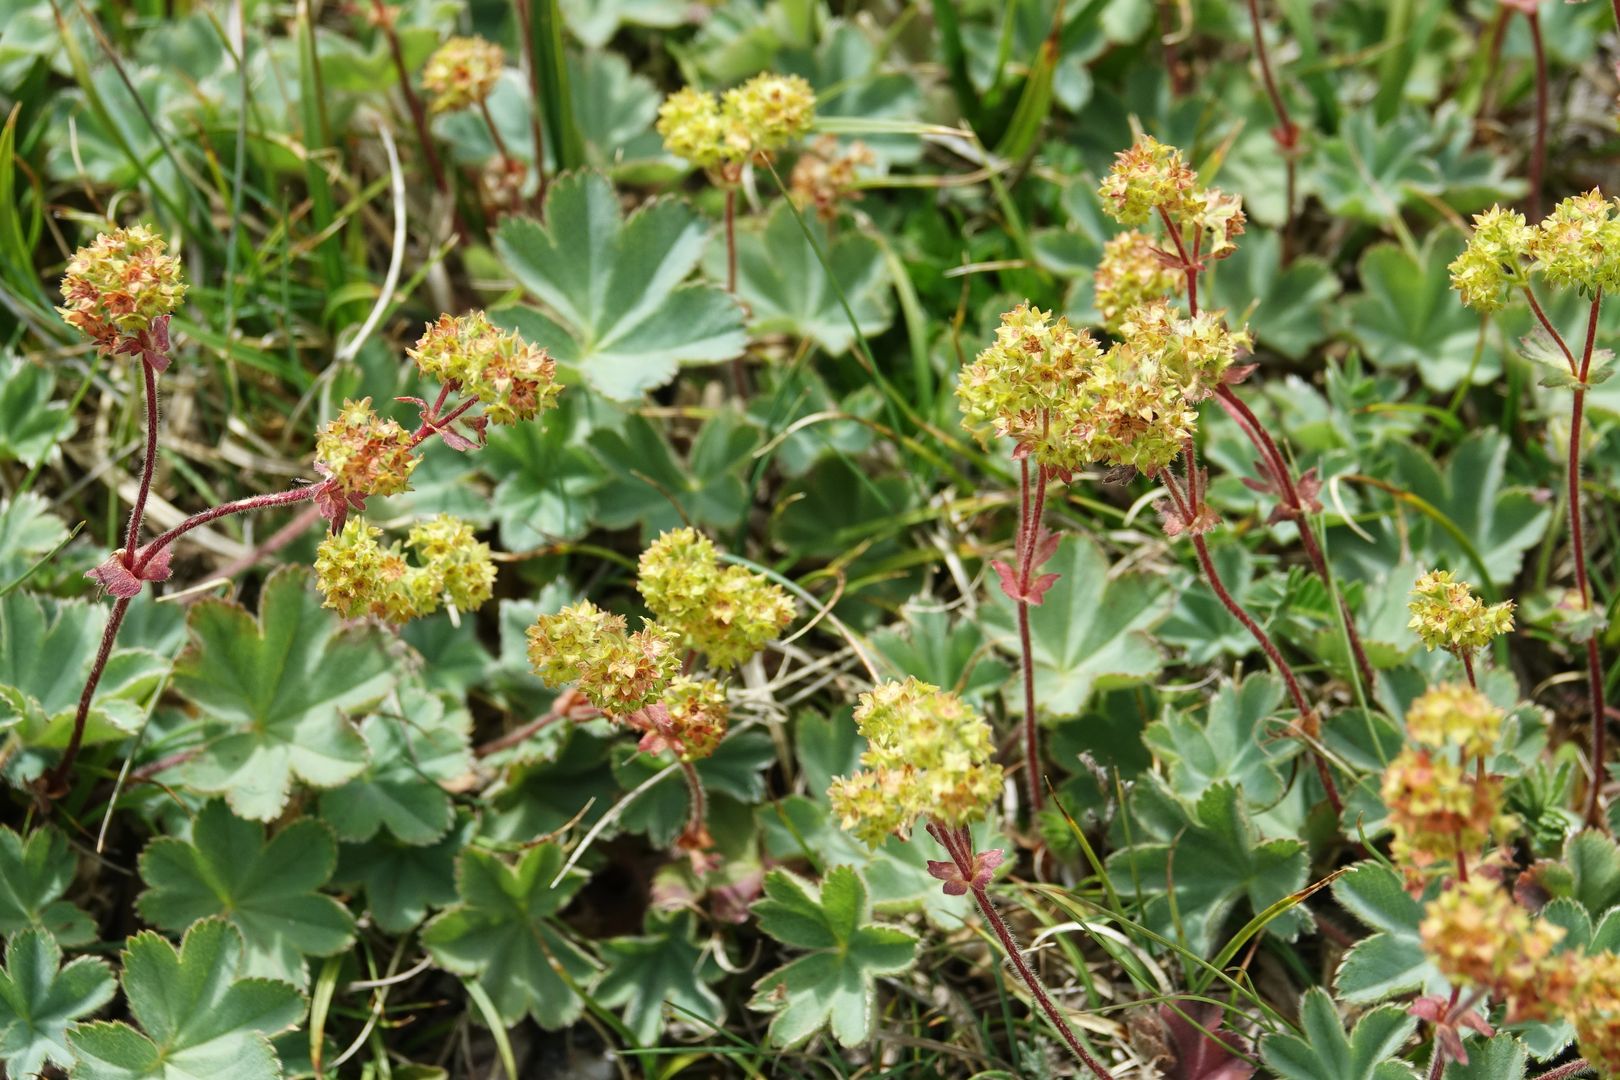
<box><xmin>3</xmin><ymin>0</ymin><xmax>1620</xmax><ymax>1076</ymax></box>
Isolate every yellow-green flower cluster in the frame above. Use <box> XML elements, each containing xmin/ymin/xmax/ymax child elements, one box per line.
<box><xmin>1408</xmin><ymin>569</ymin><xmax>1515</xmax><ymax>654</ymax></box>
<box><xmin>789</xmin><ymin>135</ymin><xmax>874</xmax><ymax>222</ymax></box>
<box><xmin>526</xmin><ymin>601</ymin><xmax>681</xmax><ymax>716</ymax></box>
<box><xmin>408</xmin><ymin>312</ymin><xmax>560</xmax><ymax>427</ymax></box>
<box><xmin>1530</xmin><ymin>189</ymin><xmax>1620</xmax><ymax>295</ymax></box>
<box><xmin>422</xmin><ymin>36</ymin><xmax>504</xmax><ymax>114</ymax></box>
<box><xmin>828</xmin><ymin>678</ymin><xmax>1003</xmax><ymax>847</ymax></box>
<box><xmin>1097</xmin><ymin>136</ymin><xmax>1245</xmax><ymax>259</ymax></box>
<box><xmin>1115</xmin><ymin>301</ymin><xmax>1250</xmax><ymax>401</ymax></box>
<box><xmin>656</xmin><ymin>73</ymin><xmax>815</xmax><ymax>176</ymax></box>
<box><xmin>1093</xmin><ymin>230</ymin><xmax>1182</xmax><ymax>331</ymax></box>
<box><xmin>1419</xmin><ymin>877</ymin><xmax>1574</xmax><ymax>1024</ymax></box>
<box><xmin>1448</xmin><ymin>207</ymin><xmax>1533</xmax><ymax>313</ymax></box>
<box><xmin>1405</xmin><ymin>683</ymin><xmax>1504</xmax><ymax>761</ymax></box>
<box><xmin>1577</xmin><ymin>954</ymin><xmax>1620</xmax><ymax>1075</ymax></box>
<box><xmin>313</xmin><ymin>398</ymin><xmax>419</xmax><ymax>503</ymax></box>
<box><xmin>957</xmin><ymin>302</ymin><xmax>1207</xmax><ymax>477</ymax></box>
<box><xmin>1381</xmin><ymin>748</ymin><xmax>1506</xmax><ymax>878</ymax></box>
<box><xmin>58</xmin><ymin>225</ymin><xmax>187</xmax><ymax>352</ymax></box>
<box><xmin>315</xmin><ymin>515</ymin><xmax>494</xmax><ymax>623</ymax></box>
<box><xmin>653</xmin><ymin>676</ymin><xmax>729</xmax><ymax>761</ymax></box>
<box><xmin>637</xmin><ymin>528</ymin><xmax>795</xmax><ymax>669</ymax></box>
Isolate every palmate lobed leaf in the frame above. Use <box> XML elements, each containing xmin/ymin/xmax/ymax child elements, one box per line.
<box><xmin>494</xmin><ymin>172</ymin><xmax>746</xmax><ymax>401</ymax></box>
<box><xmin>420</xmin><ymin>844</ymin><xmax>598</xmax><ymax>1030</ymax></box>
<box><xmin>67</xmin><ymin>918</ymin><xmax>304</xmax><ymax>1080</ymax></box>
<box><xmin>749</xmin><ymin>865</ymin><xmax>918</xmax><ymax>1048</ymax></box>
<box><xmin>0</xmin><ymin>827</ymin><xmax>95</xmax><ymax>947</ymax></box>
<box><xmin>135</xmin><ymin>801</ymin><xmax>355</xmax><ymax>989</ymax></box>
<box><xmin>594</xmin><ymin>910</ymin><xmax>724</xmax><ymax>1046</ymax></box>
<box><xmin>1261</xmin><ymin>987</ymin><xmax>1418</xmax><ymax>1080</ymax></box>
<box><xmin>982</xmin><ymin>532</ymin><xmax>1172</xmax><ymax>717</ymax></box>
<box><xmin>0</xmin><ymin>926</ymin><xmax>115</xmax><ymax>1077</ymax></box>
<box><xmin>1330</xmin><ymin>861</ymin><xmax>1445</xmax><ymax>1005</ymax></box>
<box><xmin>170</xmin><ymin>566</ymin><xmax>395</xmax><ymax>821</ymax></box>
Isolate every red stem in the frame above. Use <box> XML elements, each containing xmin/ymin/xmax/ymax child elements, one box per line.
<box><xmin>1536</xmin><ymin>1060</ymin><xmax>1595</xmax><ymax>1080</ymax></box>
<box><xmin>724</xmin><ymin>188</ymin><xmax>747</xmax><ymax>399</ymax></box>
<box><xmin>1244</xmin><ymin>0</ymin><xmax>1299</xmax><ymax>257</ymax></box>
<box><xmin>513</xmin><ymin>0</ymin><xmax>549</xmax><ymax>208</ymax></box>
<box><xmin>1527</xmin><ymin>9</ymin><xmax>1548</xmax><ymax>221</ymax></box>
<box><xmin>372</xmin><ymin>0</ymin><xmax>448</xmax><ymax>194</ymax></box>
<box><xmin>123</xmin><ymin>360</ymin><xmax>160</xmax><ymax>561</ymax></box>
<box><xmin>40</xmin><ymin>597</ymin><xmax>131</xmax><ymax>797</ymax></box>
<box><xmin>1461</xmin><ymin>650</ymin><xmax>1477</xmax><ymax>689</ymax></box>
<box><xmin>1524</xmin><ymin>285</ymin><xmax>1577</xmax><ymax>371</ymax></box>
<box><xmin>134</xmin><ymin>485</ymin><xmax>320</xmax><ymax>572</ymax></box>
<box><xmin>1213</xmin><ymin>385</ymin><xmax>1378</xmax><ymax>690</ymax></box>
<box><xmin>478</xmin><ymin>98</ymin><xmax>516</xmax><ymax>174</ymax></box>
<box><xmin>1157</xmin><ymin>207</ymin><xmax>1198</xmax><ymax>316</ymax></box>
<box><xmin>1015</xmin><ymin>463</ymin><xmax>1049</xmax><ymax>814</ymax></box>
<box><xmin>1574</xmin><ymin>294</ymin><xmax>1608</xmax><ymax>824</ymax></box>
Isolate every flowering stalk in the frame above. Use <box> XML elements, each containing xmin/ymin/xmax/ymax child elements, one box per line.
<box><xmin>1015</xmin><ymin>459</ymin><xmax>1049</xmax><ymax>813</ymax></box>
<box><xmin>927</xmin><ymin>821</ymin><xmax>1116</xmax><ymax>1080</ymax></box>
<box><xmin>1243</xmin><ymin>0</ymin><xmax>1299</xmax><ymax>257</ymax></box>
<box><xmin>1573</xmin><ymin>294</ymin><xmax>1607</xmax><ymax>823</ymax></box>
<box><xmin>367</xmin><ymin>0</ymin><xmax>448</xmax><ymax>194</ymax></box>
<box><xmin>1525</xmin><ymin>4</ymin><xmax>1549</xmax><ymax>220</ymax></box>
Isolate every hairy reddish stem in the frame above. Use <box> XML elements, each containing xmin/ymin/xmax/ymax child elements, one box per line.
<box><xmin>124</xmin><ymin>361</ymin><xmax>160</xmax><ymax>560</ymax></box>
<box><xmin>134</xmin><ymin>485</ymin><xmax>320</xmax><ymax>573</ymax></box>
<box><xmin>1527</xmin><ymin>9</ymin><xmax>1548</xmax><ymax>221</ymax></box>
<box><xmin>1014</xmin><ymin>460</ymin><xmax>1049</xmax><ymax>814</ymax></box>
<box><xmin>371</xmin><ymin>0</ymin><xmax>448</xmax><ymax>194</ymax></box>
<box><xmin>1536</xmin><ymin>1060</ymin><xmax>1595</xmax><ymax>1080</ymax></box>
<box><xmin>1461</xmin><ymin>650</ymin><xmax>1477</xmax><ymax>689</ymax></box>
<box><xmin>1244</xmin><ymin>0</ymin><xmax>1299</xmax><ymax>256</ymax></box>
<box><xmin>40</xmin><ymin>597</ymin><xmax>131</xmax><ymax>797</ymax></box>
<box><xmin>1574</xmin><ymin>295</ymin><xmax>1608</xmax><ymax>824</ymax></box>
<box><xmin>478</xmin><ymin>98</ymin><xmax>517</xmax><ymax>175</ymax></box>
<box><xmin>1213</xmin><ymin>385</ymin><xmax>1377</xmax><ymax>691</ymax></box>
<box><xmin>930</xmin><ymin>822</ymin><xmax>1114</xmax><ymax>1078</ymax></box>
<box><xmin>724</xmin><ymin>188</ymin><xmax>748</xmax><ymax>399</ymax></box>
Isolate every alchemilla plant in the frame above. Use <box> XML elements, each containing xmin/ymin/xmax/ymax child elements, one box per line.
<box><xmin>4</xmin><ymin>1</ymin><xmax>1620</xmax><ymax>1077</ymax></box>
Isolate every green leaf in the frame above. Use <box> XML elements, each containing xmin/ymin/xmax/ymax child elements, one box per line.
<box><xmin>1330</xmin><ymin>861</ymin><xmax>1444</xmax><ymax>1004</ymax></box>
<box><xmin>0</xmin><ymin>827</ymin><xmax>95</xmax><ymax>947</ymax></box>
<box><xmin>1344</xmin><ymin>238</ymin><xmax>1489</xmax><ymax>393</ymax></box>
<box><xmin>1441</xmin><ymin>1035</ymin><xmax>1528</xmax><ymax>1078</ymax></box>
<box><xmin>479</xmin><ymin>393</ymin><xmax>603</xmax><ymax>548</ymax></box>
<box><xmin>136</xmin><ymin>802</ymin><xmax>356</xmax><ymax>988</ymax></box>
<box><xmin>318</xmin><ymin>687</ymin><xmax>471</xmax><ymax>846</ymax></box>
<box><xmin>982</xmin><ymin>533</ymin><xmax>1171</xmax><ymax>716</ymax></box>
<box><xmin>420</xmin><ymin>844</ymin><xmax>597</xmax><ymax>1030</ymax></box>
<box><xmin>335</xmin><ymin>814</ymin><xmax>474</xmax><ymax>937</ymax></box>
<box><xmin>0</xmin><ymin>927</ymin><xmax>114</xmax><ymax>1077</ymax></box>
<box><xmin>0</xmin><ymin>493</ymin><xmax>70</xmax><ymax>587</ymax></box>
<box><xmin>0</xmin><ymin>592</ymin><xmax>165</xmax><ymax>750</ymax></box>
<box><xmin>67</xmin><ymin>919</ymin><xmax>304</xmax><ymax>1080</ymax></box>
<box><xmin>1261</xmin><ymin>987</ymin><xmax>1417</xmax><ymax>1080</ymax></box>
<box><xmin>172</xmin><ymin>566</ymin><xmax>395</xmax><ymax>821</ymax></box>
<box><xmin>720</xmin><ymin>200</ymin><xmax>893</xmax><ymax>355</ymax></box>
<box><xmin>1107</xmin><ymin>782</ymin><xmax>1309</xmax><ymax>956</ymax></box>
<box><xmin>560</xmin><ymin>0</ymin><xmax>687</xmax><ymax>49</ymax></box>
<box><xmin>1568</xmin><ymin>829</ymin><xmax>1620</xmax><ymax>915</ymax></box>
<box><xmin>589</xmin><ymin>411</ymin><xmax>762</xmax><ymax>540</ymax></box>
<box><xmin>613</xmin><ymin>729</ymin><xmax>776</xmax><ymax>846</ymax></box>
<box><xmin>0</xmin><ymin>355</ymin><xmax>73</xmax><ymax>468</ymax></box>
<box><xmin>594</xmin><ymin>910</ymin><xmax>724</xmax><ymax>1045</ymax></box>
<box><xmin>494</xmin><ymin>172</ymin><xmax>746</xmax><ymax>401</ymax></box>
<box><xmin>869</xmin><ymin>600</ymin><xmax>1011</xmax><ymax>707</ymax></box>
<box><xmin>749</xmin><ymin>865</ymin><xmax>918</xmax><ymax>1048</ymax></box>
<box><xmin>1205</xmin><ymin>230</ymin><xmax>1341</xmax><ymax>360</ymax></box>
<box><xmin>1143</xmin><ymin>674</ymin><xmax>1299</xmax><ymax>808</ymax></box>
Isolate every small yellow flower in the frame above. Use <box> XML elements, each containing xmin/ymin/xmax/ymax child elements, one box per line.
<box><xmin>314</xmin><ymin>518</ymin><xmax>435</xmax><ymax>623</ymax></box>
<box><xmin>637</xmin><ymin>528</ymin><xmax>795</xmax><ymax>669</ymax></box>
<box><xmin>313</xmin><ymin>398</ymin><xmax>419</xmax><ymax>504</ymax></box>
<box><xmin>408</xmin><ymin>312</ymin><xmax>560</xmax><ymax>427</ymax></box>
<box><xmin>1449</xmin><ymin>206</ymin><xmax>1532</xmax><ymax>312</ymax></box>
<box><xmin>655</xmin><ymin>676</ymin><xmax>729</xmax><ymax>761</ymax></box>
<box><xmin>657</xmin><ymin>73</ymin><xmax>816</xmax><ymax>176</ymax></box>
<box><xmin>1408</xmin><ymin>569</ymin><xmax>1515</xmax><ymax>654</ymax></box>
<box><xmin>1530</xmin><ymin>189</ymin><xmax>1620</xmax><ymax>296</ymax></box>
<box><xmin>1097</xmin><ymin>136</ymin><xmax>1197</xmax><ymax>226</ymax></box>
<box><xmin>828</xmin><ymin>678</ymin><xmax>1003</xmax><ymax>846</ymax></box>
<box><xmin>1420</xmin><ymin>877</ymin><xmax>1571</xmax><ymax>1023</ymax></box>
<box><xmin>1093</xmin><ymin>231</ymin><xmax>1182</xmax><ymax>331</ymax></box>
<box><xmin>526</xmin><ymin>601</ymin><xmax>625</xmax><ymax>689</ymax></box>
<box><xmin>789</xmin><ymin>135</ymin><xmax>874</xmax><ymax>221</ymax></box>
<box><xmin>721</xmin><ymin>73</ymin><xmax>815</xmax><ymax>152</ymax></box>
<box><xmin>407</xmin><ymin>514</ymin><xmax>496</xmax><ymax>612</ymax></box>
<box><xmin>1405</xmin><ymin>683</ymin><xmax>1504</xmax><ymax>761</ymax></box>
<box><xmin>1382</xmin><ymin>748</ymin><xmax>1506</xmax><ymax>876</ymax></box>
<box><xmin>1576</xmin><ymin>953</ymin><xmax>1620</xmax><ymax>1074</ymax></box>
<box><xmin>526</xmin><ymin>601</ymin><xmax>681</xmax><ymax>716</ymax></box>
<box><xmin>58</xmin><ymin>224</ymin><xmax>186</xmax><ymax>353</ymax></box>
<box><xmin>422</xmin><ymin>36</ymin><xmax>504</xmax><ymax>114</ymax></box>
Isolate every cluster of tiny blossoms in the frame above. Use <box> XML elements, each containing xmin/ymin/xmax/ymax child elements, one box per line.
<box><xmin>656</xmin><ymin>73</ymin><xmax>815</xmax><ymax>179</ymax></box>
<box><xmin>828</xmin><ymin>678</ymin><xmax>1003</xmax><ymax>847</ymax></box>
<box><xmin>1093</xmin><ymin>230</ymin><xmax>1182</xmax><ymax>331</ymax></box>
<box><xmin>637</xmin><ymin>528</ymin><xmax>795</xmax><ymax>669</ymax></box>
<box><xmin>421</xmin><ymin>36</ymin><xmax>504</xmax><ymax>113</ymax></box>
<box><xmin>957</xmin><ymin>300</ymin><xmax>1246</xmax><ymax>478</ymax></box>
<box><xmin>528</xmin><ymin>601</ymin><xmax>681</xmax><ymax>716</ymax></box>
<box><xmin>58</xmin><ymin>225</ymin><xmax>186</xmax><ymax>358</ymax></box>
<box><xmin>408</xmin><ymin>312</ymin><xmax>560</xmax><ymax>427</ymax></box>
<box><xmin>1097</xmin><ymin>135</ymin><xmax>1246</xmax><ymax>260</ymax></box>
<box><xmin>315</xmin><ymin>514</ymin><xmax>494</xmax><ymax>623</ymax></box>
<box><xmin>789</xmin><ymin>135</ymin><xmax>873</xmax><ymax>221</ymax></box>
<box><xmin>1450</xmin><ymin>191</ymin><xmax>1620</xmax><ymax>312</ymax></box>
<box><xmin>313</xmin><ymin>398</ymin><xmax>419</xmax><ymax>516</ymax></box>
<box><xmin>1381</xmin><ymin>683</ymin><xmax>1510</xmax><ymax>878</ymax></box>
<box><xmin>1408</xmin><ymin>569</ymin><xmax>1515</xmax><ymax>655</ymax></box>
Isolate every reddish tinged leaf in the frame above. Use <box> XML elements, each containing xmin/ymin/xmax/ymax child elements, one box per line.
<box><xmin>1159</xmin><ymin>1002</ymin><xmax>1255</xmax><ymax>1080</ymax></box>
<box><xmin>1409</xmin><ymin>995</ymin><xmax>1492</xmax><ymax>1064</ymax></box>
<box><xmin>1157</xmin><ymin>501</ymin><xmax>1221</xmax><ymax>538</ymax></box>
<box><xmin>87</xmin><ymin>547</ymin><xmax>172</xmax><ymax>598</ymax></box>
<box><xmin>925</xmin><ymin>848</ymin><xmax>1004</xmax><ymax>896</ymax></box>
<box><xmin>991</xmin><ymin>561</ymin><xmax>1061</xmax><ymax>605</ymax></box>
<box><xmin>438</xmin><ymin>427</ymin><xmax>477</xmax><ymax>452</ymax></box>
<box><xmin>1030</xmin><ymin>526</ymin><xmax>1062</xmax><ymax>570</ymax></box>
<box><xmin>1221</xmin><ymin>362</ymin><xmax>1258</xmax><ymax>385</ymax></box>
<box><xmin>1295</xmin><ymin>467</ymin><xmax>1324</xmax><ymax>513</ymax></box>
